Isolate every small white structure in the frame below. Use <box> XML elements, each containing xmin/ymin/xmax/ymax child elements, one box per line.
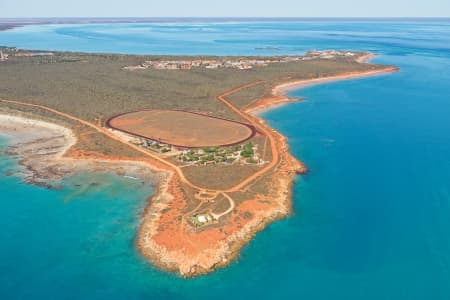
<box><xmin>197</xmin><ymin>215</ymin><xmax>208</xmax><ymax>223</ymax></box>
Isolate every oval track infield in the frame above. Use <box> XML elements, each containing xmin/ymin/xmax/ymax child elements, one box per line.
<box><xmin>107</xmin><ymin>110</ymin><xmax>256</xmax><ymax>148</ymax></box>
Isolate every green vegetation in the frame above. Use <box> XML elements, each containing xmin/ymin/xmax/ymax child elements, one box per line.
<box><xmin>240</xmin><ymin>142</ymin><xmax>254</xmax><ymax>158</ymax></box>
<box><xmin>181</xmin><ymin>150</ymin><xmax>200</xmax><ymax>162</ymax></box>
<box><xmin>202</xmin><ymin>147</ymin><xmax>219</xmax><ymax>153</ymax></box>
<box><xmin>177</xmin><ymin>142</ymin><xmax>258</xmax><ymax>166</ymax></box>
<box><xmin>0</xmin><ymin>49</ymin><xmax>390</xmax><ymax>191</ymax></box>
<box><xmin>0</xmin><ymin>51</ymin><xmax>385</xmax><ymax>126</ymax></box>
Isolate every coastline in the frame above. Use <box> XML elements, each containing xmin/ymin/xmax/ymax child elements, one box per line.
<box><xmin>0</xmin><ymin>107</ymin><xmax>299</xmax><ymax>277</ymax></box>
<box><xmin>135</xmin><ymin>63</ymin><xmax>399</xmax><ymax>277</ymax></box>
<box><xmin>0</xmin><ymin>113</ymin><xmax>162</xmax><ymax>188</ymax></box>
<box><xmin>246</xmin><ymin>65</ymin><xmax>399</xmax><ymax>115</ymax></box>
<box><xmin>136</xmin><ymin>112</ymin><xmax>303</xmax><ymax>276</ymax></box>
<box><xmin>272</xmin><ymin>66</ymin><xmax>398</xmax><ymax>96</ymax></box>
<box><xmin>0</xmin><ymin>58</ymin><xmax>399</xmax><ymax>277</ymax></box>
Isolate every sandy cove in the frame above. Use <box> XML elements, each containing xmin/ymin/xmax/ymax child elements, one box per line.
<box><xmin>0</xmin><ymin>62</ymin><xmax>398</xmax><ymax>278</ymax></box>
<box><xmin>0</xmin><ymin>113</ymin><xmax>163</xmax><ymax>188</ymax></box>
<box><xmin>272</xmin><ymin>66</ymin><xmax>398</xmax><ymax>97</ymax></box>
<box><xmin>246</xmin><ymin>60</ymin><xmax>398</xmax><ymax>115</ymax></box>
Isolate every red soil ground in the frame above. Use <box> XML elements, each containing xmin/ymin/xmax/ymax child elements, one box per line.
<box><xmin>107</xmin><ymin>109</ymin><xmax>256</xmax><ymax>148</ymax></box>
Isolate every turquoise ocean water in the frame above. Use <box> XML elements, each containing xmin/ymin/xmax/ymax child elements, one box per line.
<box><xmin>1</xmin><ymin>21</ymin><xmax>450</xmax><ymax>299</ymax></box>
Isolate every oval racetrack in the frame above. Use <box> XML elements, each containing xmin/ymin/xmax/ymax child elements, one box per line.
<box><xmin>107</xmin><ymin>109</ymin><xmax>256</xmax><ymax>148</ymax></box>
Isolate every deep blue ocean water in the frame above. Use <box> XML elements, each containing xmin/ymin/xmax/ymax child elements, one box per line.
<box><xmin>1</xmin><ymin>21</ymin><xmax>450</xmax><ymax>299</ymax></box>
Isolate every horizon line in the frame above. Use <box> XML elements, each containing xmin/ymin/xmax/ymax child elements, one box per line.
<box><xmin>1</xmin><ymin>17</ymin><xmax>449</xmax><ymax>20</ymax></box>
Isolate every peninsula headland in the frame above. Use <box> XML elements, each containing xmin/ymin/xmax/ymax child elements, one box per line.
<box><xmin>0</xmin><ymin>46</ymin><xmax>398</xmax><ymax>276</ymax></box>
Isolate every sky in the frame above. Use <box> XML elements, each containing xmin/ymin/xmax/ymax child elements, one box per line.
<box><xmin>0</xmin><ymin>0</ymin><xmax>449</xmax><ymax>18</ymax></box>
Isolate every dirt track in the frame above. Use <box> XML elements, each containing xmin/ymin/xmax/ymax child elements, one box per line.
<box><xmin>0</xmin><ymin>64</ymin><xmax>400</xmax><ymax>277</ymax></box>
<box><xmin>107</xmin><ymin>109</ymin><xmax>256</xmax><ymax>148</ymax></box>
<box><xmin>0</xmin><ymin>65</ymin><xmax>397</xmax><ymax>206</ymax></box>
<box><xmin>0</xmin><ymin>80</ymin><xmax>278</xmax><ymax>194</ymax></box>
<box><xmin>0</xmin><ymin>98</ymin><xmax>204</xmax><ymax>191</ymax></box>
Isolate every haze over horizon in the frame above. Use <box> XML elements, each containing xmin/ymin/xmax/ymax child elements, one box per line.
<box><xmin>1</xmin><ymin>0</ymin><xmax>449</xmax><ymax>18</ymax></box>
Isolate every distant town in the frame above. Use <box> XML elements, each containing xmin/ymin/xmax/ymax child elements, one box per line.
<box><xmin>123</xmin><ymin>50</ymin><xmax>357</xmax><ymax>71</ymax></box>
<box><xmin>0</xmin><ymin>47</ymin><xmax>357</xmax><ymax>67</ymax></box>
<box><xmin>0</xmin><ymin>46</ymin><xmax>54</xmax><ymax>61</ymax></box>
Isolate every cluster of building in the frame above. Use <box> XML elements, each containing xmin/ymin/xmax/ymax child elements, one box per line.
<box><xmin>123</xmin><ymin>50</ymin><xmax>359</xmax><ymax>71</ymax></box>
<box><xmin>176</xmin><ymin>142</ymin><xmax>262</xmax><ymax>166</ymax></box>
<box><xmin>14</xmin><ymin>52</ymin><xmax>54</xmax><ymax>57</ymax></box>
<box><xmin>108</xmin><ymin>126</ymin><xmax>264</xmax><ymax>167</ymax></box>
<box><xmin>0</xmin><ymin>50</ymin><xmax>8</xmax><ymax>62</ymax></box>
<box><xmin>303</xmin><ymin>50</ymin><xmax>356</xmax><ymax>60</ymax></box>
<box><xmin>0</xmin><ymin>47</ymin><xmax>14</xmax><ymax>61</ymax></box>
<box><xmin>106</xmin><ymin>127</ymin><xmax>173</xmax><ymax>153</ymax></box>
<box><xmin>0</xmin><ymin>47</ymin><xmax>54</xmax><ymax>62</ymax></box>
<box><xmin>191</xmin><ymin>214</ymin><xmax>215</xmax><ymax>227</ymax></box>
<box><xmin>132</xmin><ymin>137</ymin><xmax>172</xmax><ymax>153</ymax></box>
<box><xmin>123</xmin><ymin>57</ymin><xmax>304</xmax><ymax>71</ymax></box>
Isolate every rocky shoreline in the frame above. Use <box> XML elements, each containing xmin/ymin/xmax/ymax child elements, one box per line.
<box><xmin>135</xmin><ymin>65</ymin><xmax>399</xmax><ymax>277</ymax></box>
<box><xmin>0</xmin><ymin>62</ymin><xmax>398</xmax><ymax>278</ymax></box>
<box><xmin>134</xmin><ymin>74</ymin><xmax>314</xmax><ymax>277</ymax></box>
<box><xmin>0</xmin><ymin>114</ymin><xmax>161</xmax><ymax>189</ymax></box>
<box><xmin>136</xmin><ymin>120</ymin><xmax>303</xmax><ymax>276</ymax></box>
